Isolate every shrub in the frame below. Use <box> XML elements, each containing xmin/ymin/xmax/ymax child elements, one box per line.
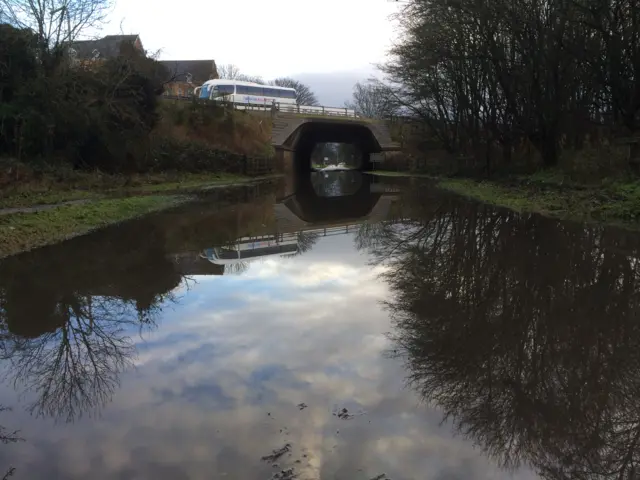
<box><xmin>0</xmin><ymin>24</ymin><xmax>164</xmax><ymax>172</ymax></box>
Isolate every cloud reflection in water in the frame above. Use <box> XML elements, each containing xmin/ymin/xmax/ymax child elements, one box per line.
<box><xmin>0</xmin><ymin>234</ymin><xmax>535</xmax><ymax>480</ymax></box>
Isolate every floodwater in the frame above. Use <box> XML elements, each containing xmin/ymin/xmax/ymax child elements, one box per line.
<box><xmin>1</xmin><ymin>172</ymin><xmax>640</xmax><ymax>479</ymax></box>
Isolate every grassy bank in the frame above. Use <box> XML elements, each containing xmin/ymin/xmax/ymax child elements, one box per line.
<box><xmin>438</xmin><ymin>173</ymin><xmax>640</xmax><ymax>227</ymax></box>
<box><xmin>0</xmin><ymin>195</ymin><xmax>186</xmax><ymax>258</ymax></box>
<box><xmin>366</xmin><ymin>171</ymin><xmax>434</xmax><ymax>178</ymax></box>
<box><xmin>0</xmin><ymin>169</ymin><xmax>278</xmax><ymax>210</ymax></box>
<box><xmin>0</xmin><ymin>166</ymin><xmax>282</xmax><ymax>258</ymax></box>
<box><xmin>367</xmin><ymin>167</ymin><xmax>640</xmax><ymax>227</ymax></box>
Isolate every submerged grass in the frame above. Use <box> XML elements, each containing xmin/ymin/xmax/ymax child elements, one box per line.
<box><xmin>0</xmin><ymin>171</ymin><xmax>267</xmax><ymax>210</ymax></box>
<box><xmin>366</xmin><ymin>171</ymin><xmax>434</xmax><ymax>178</ymax></box>
<box><xmin>0</xmin><ymin>195</ymin><xmax>184</xmax><ymax>258</ymax></box>
<box><xmin>439</xmin><ymin>175</ymin><xmax>640</xmax><ymax>227</ymax></box>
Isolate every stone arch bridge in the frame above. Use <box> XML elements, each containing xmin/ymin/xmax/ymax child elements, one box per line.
<box><xmin>271</xmin><ymin>113</ymin><xmax>401</xmax><ymax>171</ymax></box>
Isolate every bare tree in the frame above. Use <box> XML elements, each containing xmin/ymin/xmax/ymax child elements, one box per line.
<box><xmin>270</xmin><ymin>77</ymin><xmax>319</xmax><ymax>106</ymax></box>
<box><xmin>345</xmin><ymin>81</ymin><xmax>394</xmax><ymax>118</ymax></box>
<box><xmin>217</xmin><ymin>63</ymin><xmax>241</xmax><ymax>80</ymax></box>
<box><xmin>380</xmin><ymin>0</ymin><xmax>640</xmax><ymax>170</ymax></box>
<box><xmin>218</xmin><ymin>63</ymin><xmax>264</xmax><ymax>84</ymax></box>
<box><xmin>0</xmin><ymin>0</ymin><xmax>112</xmax><ymax>49</ymax></box>
<box><xmin>237</xmin><ymin>73</ymin><xmax>264</xmax><ymax>84</ymax></box>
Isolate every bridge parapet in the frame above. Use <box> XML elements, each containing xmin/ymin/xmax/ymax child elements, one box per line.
<box><xmin>169</xmin><ymin>96</ymin><xmax>357</xmax><ymax>118</ymax></box>
<box><xmin>271</xmin><ymin>113</ymin><xmax>400</xmax><ymax>152</ymax></box>
<box><xmin>162</xmin><ymin>96</ymin><xmax>401</xmax><ymax>152</ymax></box>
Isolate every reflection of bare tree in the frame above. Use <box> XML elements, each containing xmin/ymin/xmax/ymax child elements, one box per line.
<box><xmin>224</xmin><ymin>262</ymin><xmax>250</xmax><ymax>275</ymax></box>
<box><xmin>0</xmin><ymin>219</ymin><xmax>186</xmax><ymax>424</ymax></box>
<box><xmin>294</xmin><ymin>231</ymin><xmax>320</xmax><ymax>256</ymax></box>
<box><xmin>0</xmin><ymin>405</ymin><xmax>21</xmax><ymax>480</ymax></box>
<box><xmin>0</xmin><ymin>294</ymin><xmax>159</xmax><ymax>423</ymax></box>
<box><xmin>363</xmin><ymin>190</ymin><xmax>640</xmax><ymax>480</ymax></box>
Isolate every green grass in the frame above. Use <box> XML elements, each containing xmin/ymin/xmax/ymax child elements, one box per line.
<box><xmin>365</xmin><ymin>171</ymin><xmax>434</xmax><ymax>178</ymax></box>
<box><xmin>0</xmin><ymin>195</ymin><xmax>185</xmax><ymax>258</ymax></box>
<box><xmin>365</xmin><ymin>167</ymin><xmax>640</xmax><ymax>227</ymax></box>
<box><xmin>439</xmin><ymin>177</ymin><xmax>640</xmax><ymax>227</ymax></box>
<box><xmin>119</xmin><ymin>173</ymin><xmax>262</xmax><ymax>194</ymax></box>
<box><xmin>0</xmin><ymin>172</ymin><xmax>273</xmax><ymax>210</ymax></box>
<box><xmin>0</xmin><ymin>189</ymin><xmax>101</xmax><ymax>209</ymax></box>
<box><xmin>440</xmin><ymin>179</ymin><xmax>567</xmax><ymax>214</ymax></box>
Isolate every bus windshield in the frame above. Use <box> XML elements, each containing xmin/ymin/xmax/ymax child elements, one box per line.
<box><xmin>211</xmin><ymin>84</ymin><xmax>235</xmax><ymax>97</ymax></box>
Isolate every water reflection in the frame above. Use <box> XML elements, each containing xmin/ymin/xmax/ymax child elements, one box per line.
<box><xmin>0</xmin><ymin>183</ymin><xmax>287</xmax><ymax>426</ymax></box>
<box><xmin>311</xmin><ymin>171</ymin><xmax>363</xmax><ymax>197</ymax></box>
<box><xmin>0</xmin><ymin>405</ymin><xmax>20</xmax><ymax>479</ymax></box>
<box><xmin>0</xmin><ymin>224</ymin><xmax>184</xmax><ymax>422</ymax></box>
<box><xmin>4</xmin><ymin>173</ymin><xmax>640</xmax><ymax>478</ymax></box>
<box><xmin>361</xmin><ymin>188</ymin><xmax>640</xmax><ymax>479</ymax></box>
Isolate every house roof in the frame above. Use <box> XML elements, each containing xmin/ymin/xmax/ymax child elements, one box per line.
<box><xmin>159</xmin><ymin>60</ymin><xmax>218</xmax><ymax>84</ymax></box>
<box><xmin>69</xmin><ymin>34</ymin><xmax>141</xmax><ymax>60</ymax></box>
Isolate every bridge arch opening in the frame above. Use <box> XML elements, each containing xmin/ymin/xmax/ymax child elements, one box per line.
<box><xmin>288</xmin><ymin>121</ymin><xmax>382</xmax><ymax>172</ymax></box>
<box><xmin>310</xmin><ymin>142</ymin><xmax>365</xmax><ymax>169</ymax></box>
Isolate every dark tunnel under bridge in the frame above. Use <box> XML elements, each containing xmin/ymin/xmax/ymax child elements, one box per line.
<box><xmin>271</xmin><ymin>115</ymin><xmax>400</xmax><ymax>173</ymax></box>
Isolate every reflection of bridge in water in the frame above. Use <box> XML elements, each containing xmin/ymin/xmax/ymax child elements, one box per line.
<box><xmin>199</xmin><ymin>225</ymin><xmax>365</xmax><ymax>272</ymax></box>
<box><xmin>177</xmin><ymin>172</ymin><xmax>401</xmax><ymax>275</ymax></box>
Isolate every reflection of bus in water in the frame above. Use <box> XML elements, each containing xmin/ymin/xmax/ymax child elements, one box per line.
<box><xmin>200</xmin><ymin>233</ymin><xmax>299</xmax><ymax>265</ymax></box>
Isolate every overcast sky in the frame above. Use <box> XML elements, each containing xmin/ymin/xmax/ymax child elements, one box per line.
<box><xmin>108</xmin><ymin>0</ymin><xmax>400</xmax><ymax>80</ymax></box>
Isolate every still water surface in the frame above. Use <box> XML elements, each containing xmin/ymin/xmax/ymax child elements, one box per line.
<box><xmin>0</xmin><ymin>172</ymin><xmax>638</xmax><ymax>479</ymax></box>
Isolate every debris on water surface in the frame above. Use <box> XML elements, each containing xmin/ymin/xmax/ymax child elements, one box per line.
<box><xmin>334</xmin><ymin>407</ymin><xmax>351</xmax><ymax>419</ymax></box>
<box><xmin>271</xmin><ymin>468</ymin><xmax>296</xmax><ymax>479</ymax></box>
<box><xmin>261</xmin><ymin>443</ymin><xmax>292</xmax><ymax>463</ymax></box>
<box><xmin>297</xmin><ymin>403</ymin><xmax>308</xmax><ymax>411</ymax></box>
<box><xmin>332</xmin><ymin>405</ymin><xmax>367</xmax><ymax>420</ymax></box>
<box><xmin>370</xmin><ymin>475</ymin><xmax>388</xmax><ymax>480</ymax></box>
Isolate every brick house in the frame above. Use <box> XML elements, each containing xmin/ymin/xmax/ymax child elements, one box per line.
<box><xmin>68</xmin><ymin>34</ymin><xmax>144</xmax><ymax>65</ymax></box>
<box><xmin>68</xmin><ymin>35</ymin><xmax>217</xmax><ymax>97</ymax></box>
<box><xmin>158</xmin><ymin>60</ymin><xmax>218</xmax><ymax>97</ymax></box>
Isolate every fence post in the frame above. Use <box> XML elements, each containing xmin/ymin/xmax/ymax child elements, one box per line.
<box><xmin>297</xmin><ymin>104</ymin><xmax>300</xmax><ymax>114</ymax></box>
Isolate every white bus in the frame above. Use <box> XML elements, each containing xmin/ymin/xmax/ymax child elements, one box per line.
<box><xmin>200</xmin><ymin>233</ymin><xmax>299</xmax><ymax>266</ymax></box>
<box><xmin>196</xmin><ymin>79</ymin><xmax>297</xmax><ymax>107</ymax></box>
<box><xmin>194</xmin><ymin>79</ymin><xmax>357</xmax><ymax>117</ymax></box>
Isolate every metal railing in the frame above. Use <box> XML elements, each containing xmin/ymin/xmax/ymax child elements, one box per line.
<box><xmin>162</xmin><ymin>95</ymin><xmax>357</xmax><ymax>118</ymax></box>
<box><xmin>235</xmin><ymin>225</ymin><xmax>357</xmax><ymax>242</ymax></box>
<box><xmin>227</xmin><ymin>101</ymin><xmax>357</xmax><ymax>118</ymax></box>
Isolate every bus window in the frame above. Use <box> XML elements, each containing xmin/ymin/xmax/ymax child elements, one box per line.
<box><xmin>247</xmin><ymin>86</ymin><xmax>265</xmax><ymax>96</ymax></box>
<box><xmin>266</xmin><ymin>88</ymin><xmax>288</xmax><ymax>98</ymax></box>
<box><xmin>216</xmin><ymin>247</ymin><xmax>239</xmax><ymax>260</ymax></box>
<box><xmin>236</xmin><ymin>85</ymin><xmax>249</xmax><ymax>95</ymax></box>
<box><xmin>218</xmin><ymin>84</ymin><xmax>235</xmax><ymax>95</ymax></box>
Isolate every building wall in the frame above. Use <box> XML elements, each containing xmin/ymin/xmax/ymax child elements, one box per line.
<box><xmin>164</xmin><ymin>82</ymin><xmax>195</xmax><ymax>97</ymax></box>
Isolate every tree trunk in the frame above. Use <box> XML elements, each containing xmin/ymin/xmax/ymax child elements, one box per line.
<box><xmin>541</xmin><ymin>136</ymin><xmax>559</xmax><ymax>167</ymax></box>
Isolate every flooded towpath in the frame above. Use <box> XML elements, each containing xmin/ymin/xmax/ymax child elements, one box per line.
<box><xmin>1</xmin><ymin>172</ymin><xmax>639</xmax><ymax>479</ymax></box>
